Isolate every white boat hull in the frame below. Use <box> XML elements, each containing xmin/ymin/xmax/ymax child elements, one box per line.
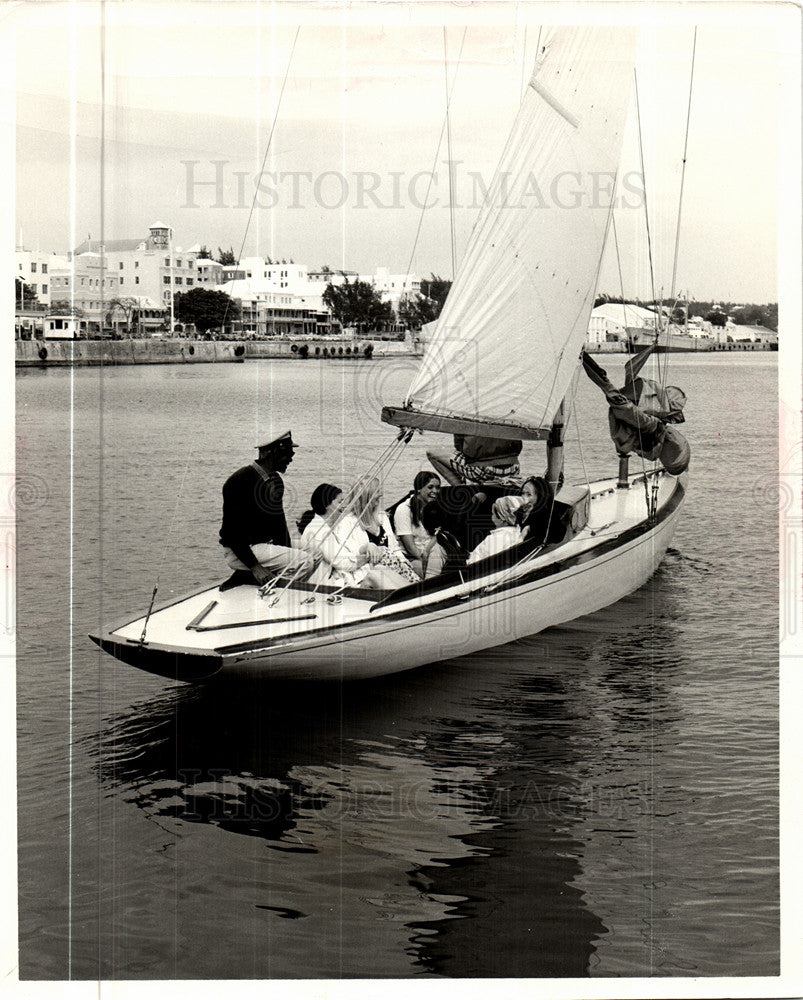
<box><xmin>91</xmin><ymin>471</ymin><xmax>685</xmax><ymax>682</ymax></box>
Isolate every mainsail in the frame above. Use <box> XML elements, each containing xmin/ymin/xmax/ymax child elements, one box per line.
<box><xmin>383</xmin><ymin>27</ymin><xmax>637</xmax><ymax>440</ymax></box>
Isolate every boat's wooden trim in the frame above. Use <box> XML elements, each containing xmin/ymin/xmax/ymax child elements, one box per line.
<box><xmin>186</xmin><ymin>600</ymin><xmax>218</xmax><ymax>629</ymax></box>
<box><xmin>381</xmin><ymin>405</ymin><xmax>550</xmax><ymax>441</ymax></box>
<box><xmin>97</xmin><ymin>581</ymin><xmax>227</xmax><ymax>637</ymax></box>
<box><xmin>97</xmin><ymin>574</ymin><xmax>384</xmax><ymax>640</ymax></box>
<box><xmin>190</xmin><ymin>613</ymin><xmax>318</xmax><ymax>633</ymax></box>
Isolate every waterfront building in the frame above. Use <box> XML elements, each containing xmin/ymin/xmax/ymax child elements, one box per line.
<box><xmin>73</xmin><ymin>222</ymin><xmax>197</xmax><ymax>326</ymax></box>
<box><xmin>217</xmin><ymin>259</ymin><xmax>334</xmax><ymax>321</ymax></box>
<box><xmin>586</xmin><ymin>302</ymin><xmax>660</xmax><ymax>344</ymax></box>
<box><xmin>237</xmin><ymin>258</ymin><xmax>310</xmax><ymax>290</ymax></box>
<box><xmin>49</xmin><ymin>253</ymin><xmax>120</xmax><ymax>334</ymax></box>
<box><xmin>216</xmin><ymin>279</ymin><xmax>331</xmax><ymax>338</ymax></box>
<box><xmin>307</xmin><ymin>267</ymin><xmax>359</xmax><ymax>288</ymax></box>
<box><xmin>731</xmin><ymin>324</ymin><xmax>778</xmax><ymax>345</ymax></box>
<box><xmin>357</xmin><ymin>267</ymin><xmax>421</xmax><ymax>308</ymax></box>
<box><xmin>15</xmin><ymin>248</ymin><xmax>70</xmax><ymax>307</ymax></box>
<box><xmin>195</xmin><ymin>258</ymin><xmax>224</xmax><ymax>285</ymax></box>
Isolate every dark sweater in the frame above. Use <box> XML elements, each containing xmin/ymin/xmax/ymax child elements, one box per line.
<box><xmin>219</xmin><ymin>463</ymin><xmax>291</xmax><ymax>568</ymax></box>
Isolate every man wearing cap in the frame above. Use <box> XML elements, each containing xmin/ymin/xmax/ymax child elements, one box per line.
<box><xmin>219</xmin><ymin>430</ymin><xmax>314</xmax><ymax>587</ymax></box>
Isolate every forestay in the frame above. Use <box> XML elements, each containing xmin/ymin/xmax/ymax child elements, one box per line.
<box><xmin>401</xmin><ymin>27</ymin><xmax>637</xmax><ymax>436</ymax></box>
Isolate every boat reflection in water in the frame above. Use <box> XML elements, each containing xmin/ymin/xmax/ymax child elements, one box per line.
<box><xmin>82</xmin><ymin>566</ymin><xmax>687</xmax><ymax>978</ymax></box>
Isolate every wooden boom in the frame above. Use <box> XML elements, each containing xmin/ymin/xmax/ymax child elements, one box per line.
<box><xmin>380</xmin><ymin>405</ymin><xmax>550</xmax><ymax>441</ymax></box>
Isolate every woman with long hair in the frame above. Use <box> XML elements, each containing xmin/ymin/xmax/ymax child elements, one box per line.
<box><xmin>517</xmin><ymin>475</ymin><xmax>555</xmax><ymax>545</ymax></box>
<box><xmin>300</xmin><ymin>482</ymin><xmax>413</xmax><ymax>590</ymax></box>
<box><xmin>339</xmin><ymin>477</ymin><xmax>420</xmax><ymax>586</ymax></box>
<box><xmin>392</xmin><ymin>471</ymin><xmax>446</xmax><ymax>579</ymax></box>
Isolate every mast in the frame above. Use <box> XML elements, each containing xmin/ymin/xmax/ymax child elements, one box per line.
<box><xmin>546</xmin><ymin>401</ymin><xmax>565</xmax><ymax>492</ymax></box>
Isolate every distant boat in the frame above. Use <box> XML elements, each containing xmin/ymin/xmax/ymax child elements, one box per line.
<box><xmin>627</xmin><ymin>323</ymin><xmax>716</xmax><ymax>353</ymax></box>
<box><xmin>91</xmin><ymin>27</ymin><xmax>688</xmax><ymax>682</ymax></box>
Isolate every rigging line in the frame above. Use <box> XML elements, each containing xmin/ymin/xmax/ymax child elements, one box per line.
<box><xmin>266</xmin><ymin>432</ymin><xmax>412</xmax><ymax>602</ymax></box>
<box><xmin>221</xmin><ymin>26</ymin><xmax>301</xmax><ymax>329</ymax></box>
<box><xmin>664</xmin><ymin>30</ymin><xmax>697</xmax><ymax>405</ymax></box>
<box><xmin>292</xmin><ymin>433</ymin><xmax>415</xmax><ymax>603</ymax></box>
<box><xmin>669</xmin><ymin>27</ymin><xmax>697</xmax><ymax>305</ymax></box>
<box><xmin>610</xmin><ymin>196</ymin><xmax>650</xmax><ymax>486</ymax></box>
<box><xmin>632</xmin><ymin>72</ymin><xmax>666</xmax><ymax>522</ymax></box>
<box><xmin>444</xmin><ymin>28</ymin><xmax>457</xmax><ymax>280</ymax></box>
<box><xmin>402</xmin><ymin>26</ymin><xmax>467</xmax><ymax>290</ymax></box>
<box><xmin>568</xmin><ymin>371</ymin><xmax>591</xmax><ymax>490</ymax></box>
<box><xmin>534</xmin><ymin>197</ymin><xmax>614</xmax><ymax>432</ymax></box>
<box><xmin>322</xmin><ymin>434</ymin><xmax>418</xmax><ymax>598</ymax></box>
<box><xmin>610</xmin><ymin>215</ymin><xmax>629</xmax><ymax>326</ymax></box>
<box><xmin>520</xmin><ymin>25</ymin><xmax>528</xmax><ymax>99</ymax></box>
<box><xmin>142</xmin><ymin>29</ymin><xmax>302</xmax><ymax>639</ymax></box>
<box><xmin>633</xmin><ymin>70</ymin><xmax>660</xmax><ymax>342</ymax></box>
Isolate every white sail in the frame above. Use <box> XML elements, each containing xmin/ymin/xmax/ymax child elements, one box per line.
<box><xmin>402</xmin><ymin>27</ymin><xmax>636</xmax><ymax>436</ymax></box>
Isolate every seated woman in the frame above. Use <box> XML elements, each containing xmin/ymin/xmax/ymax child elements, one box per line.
<box><xmin>339</xmin><ymin>478</ymin><xmax>420</xmax><ymax>587</ymax></box>
<box><xmin>300</xmin><ymin>482</ymin><xmax>411</xmax><ymax>590</ymax></box>
<box><xmin>467</xmin><ymin>495</ymin><xmax>524</xmax><ymax>565</ymax></box>
<box><xmin>517</xmin><ymin>476</ymin><xmax>555</xmax><ymax>545</ymax></box>
<box><xmin>391</xmin><ymin>471</ymin><xmax>447</xmax><ymax>579</ymax></box>
<box><xmin>298</xmin><ymin>483</ymin><xmax>349</xmax><ymax>580</ymax></box>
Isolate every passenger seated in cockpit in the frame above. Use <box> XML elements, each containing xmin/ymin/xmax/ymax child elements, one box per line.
<box><xmin>340</xmin><ymin>478</ymin><xmax>420</xmax><ymax>586</ymax></box>
<box><xmin>300</xmin><ymin>482</ymin><xmax>411</xmax><ymax>590</ymax></box>
<box><xmin>391</xmin><ymin>471</ymin><xmax>447</xmax><ymax>580</ymax></box>
<box><xmin>517</xmin><ymin>476</ymin><xmax>555</xmax><ymax>546</ymax></box>
<box><xmin>420</xmin><ymin>501</ymin><xmax>468</xmax><ymax>574</ymax></box>
<box><xmin>467</xmin><ymin>495</ymin><xmax>524</xmax><ymax>564</ymax></box>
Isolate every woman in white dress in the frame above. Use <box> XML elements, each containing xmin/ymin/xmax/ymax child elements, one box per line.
<box><xmin>392</xmin><ymin>471</ymin><xmax>446</xmax><ymax>579</ymax></box>
<box><xmin>467</xmin><ymin>495</ymin><xmax>524</xmax><ymax>565</ymax></box>
<box><xmin>299</xmin><ymin>483</ymin><xmax>367</xmax><ymax>587</ymax></box>
<box><xmin>300</xmin><ymin>482</ymin><xmax>411</xmax><ymax>589</ymax></box>
<box><xmin>341</xmin><ymin>477</ymin><xmax>420</xmax><ymax>586</ymax></box>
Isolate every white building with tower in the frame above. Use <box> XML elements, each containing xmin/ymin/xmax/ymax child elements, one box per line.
<box><xmin>73</xmin><ymin>222</ymin><xmax>195</xmax><ymax>328</ymax></box>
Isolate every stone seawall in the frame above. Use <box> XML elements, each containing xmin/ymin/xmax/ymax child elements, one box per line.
<box><xmin>586</xmin><ymin>340</ymin><xmax>776</xmax><ymax>354</ymax></box>
<box><xmin>16</xmin><ymin>338</ymin><xmax>420</xmax><ymax>367</ymax></box>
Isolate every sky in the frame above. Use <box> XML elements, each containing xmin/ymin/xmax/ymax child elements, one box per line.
<box><xmin>9</xmin><ymin>1</ymin><xmax>800</xmax><ymax>304</ymax></box>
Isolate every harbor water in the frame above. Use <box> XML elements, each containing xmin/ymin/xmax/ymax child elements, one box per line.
<box><xmin>16</xmin><ymin>353</ymin><xmax>779</xmax><ymax>979</ymax></box>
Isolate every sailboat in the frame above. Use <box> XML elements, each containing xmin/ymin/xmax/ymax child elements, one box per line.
<box><xmin>90</xmin><ymin>27</ymin><xmax>688</xmax><ymax>683</ymax></box>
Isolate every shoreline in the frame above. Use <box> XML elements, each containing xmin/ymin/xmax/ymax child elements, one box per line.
<box><xmin>14</xmin><ymin>336</ymin><xmax>777</xmax><ymax>368</ymax></box>
<box><xmin>15</xmin><ymin>337</ymin><xmax>421</xmax><ymax>367</ymax></box>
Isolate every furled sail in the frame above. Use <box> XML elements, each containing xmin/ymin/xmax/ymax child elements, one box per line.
<box><xmin>384</xmin><ymin>27</ymin><xmax>637</xmax><ymax>439</ymax></box>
